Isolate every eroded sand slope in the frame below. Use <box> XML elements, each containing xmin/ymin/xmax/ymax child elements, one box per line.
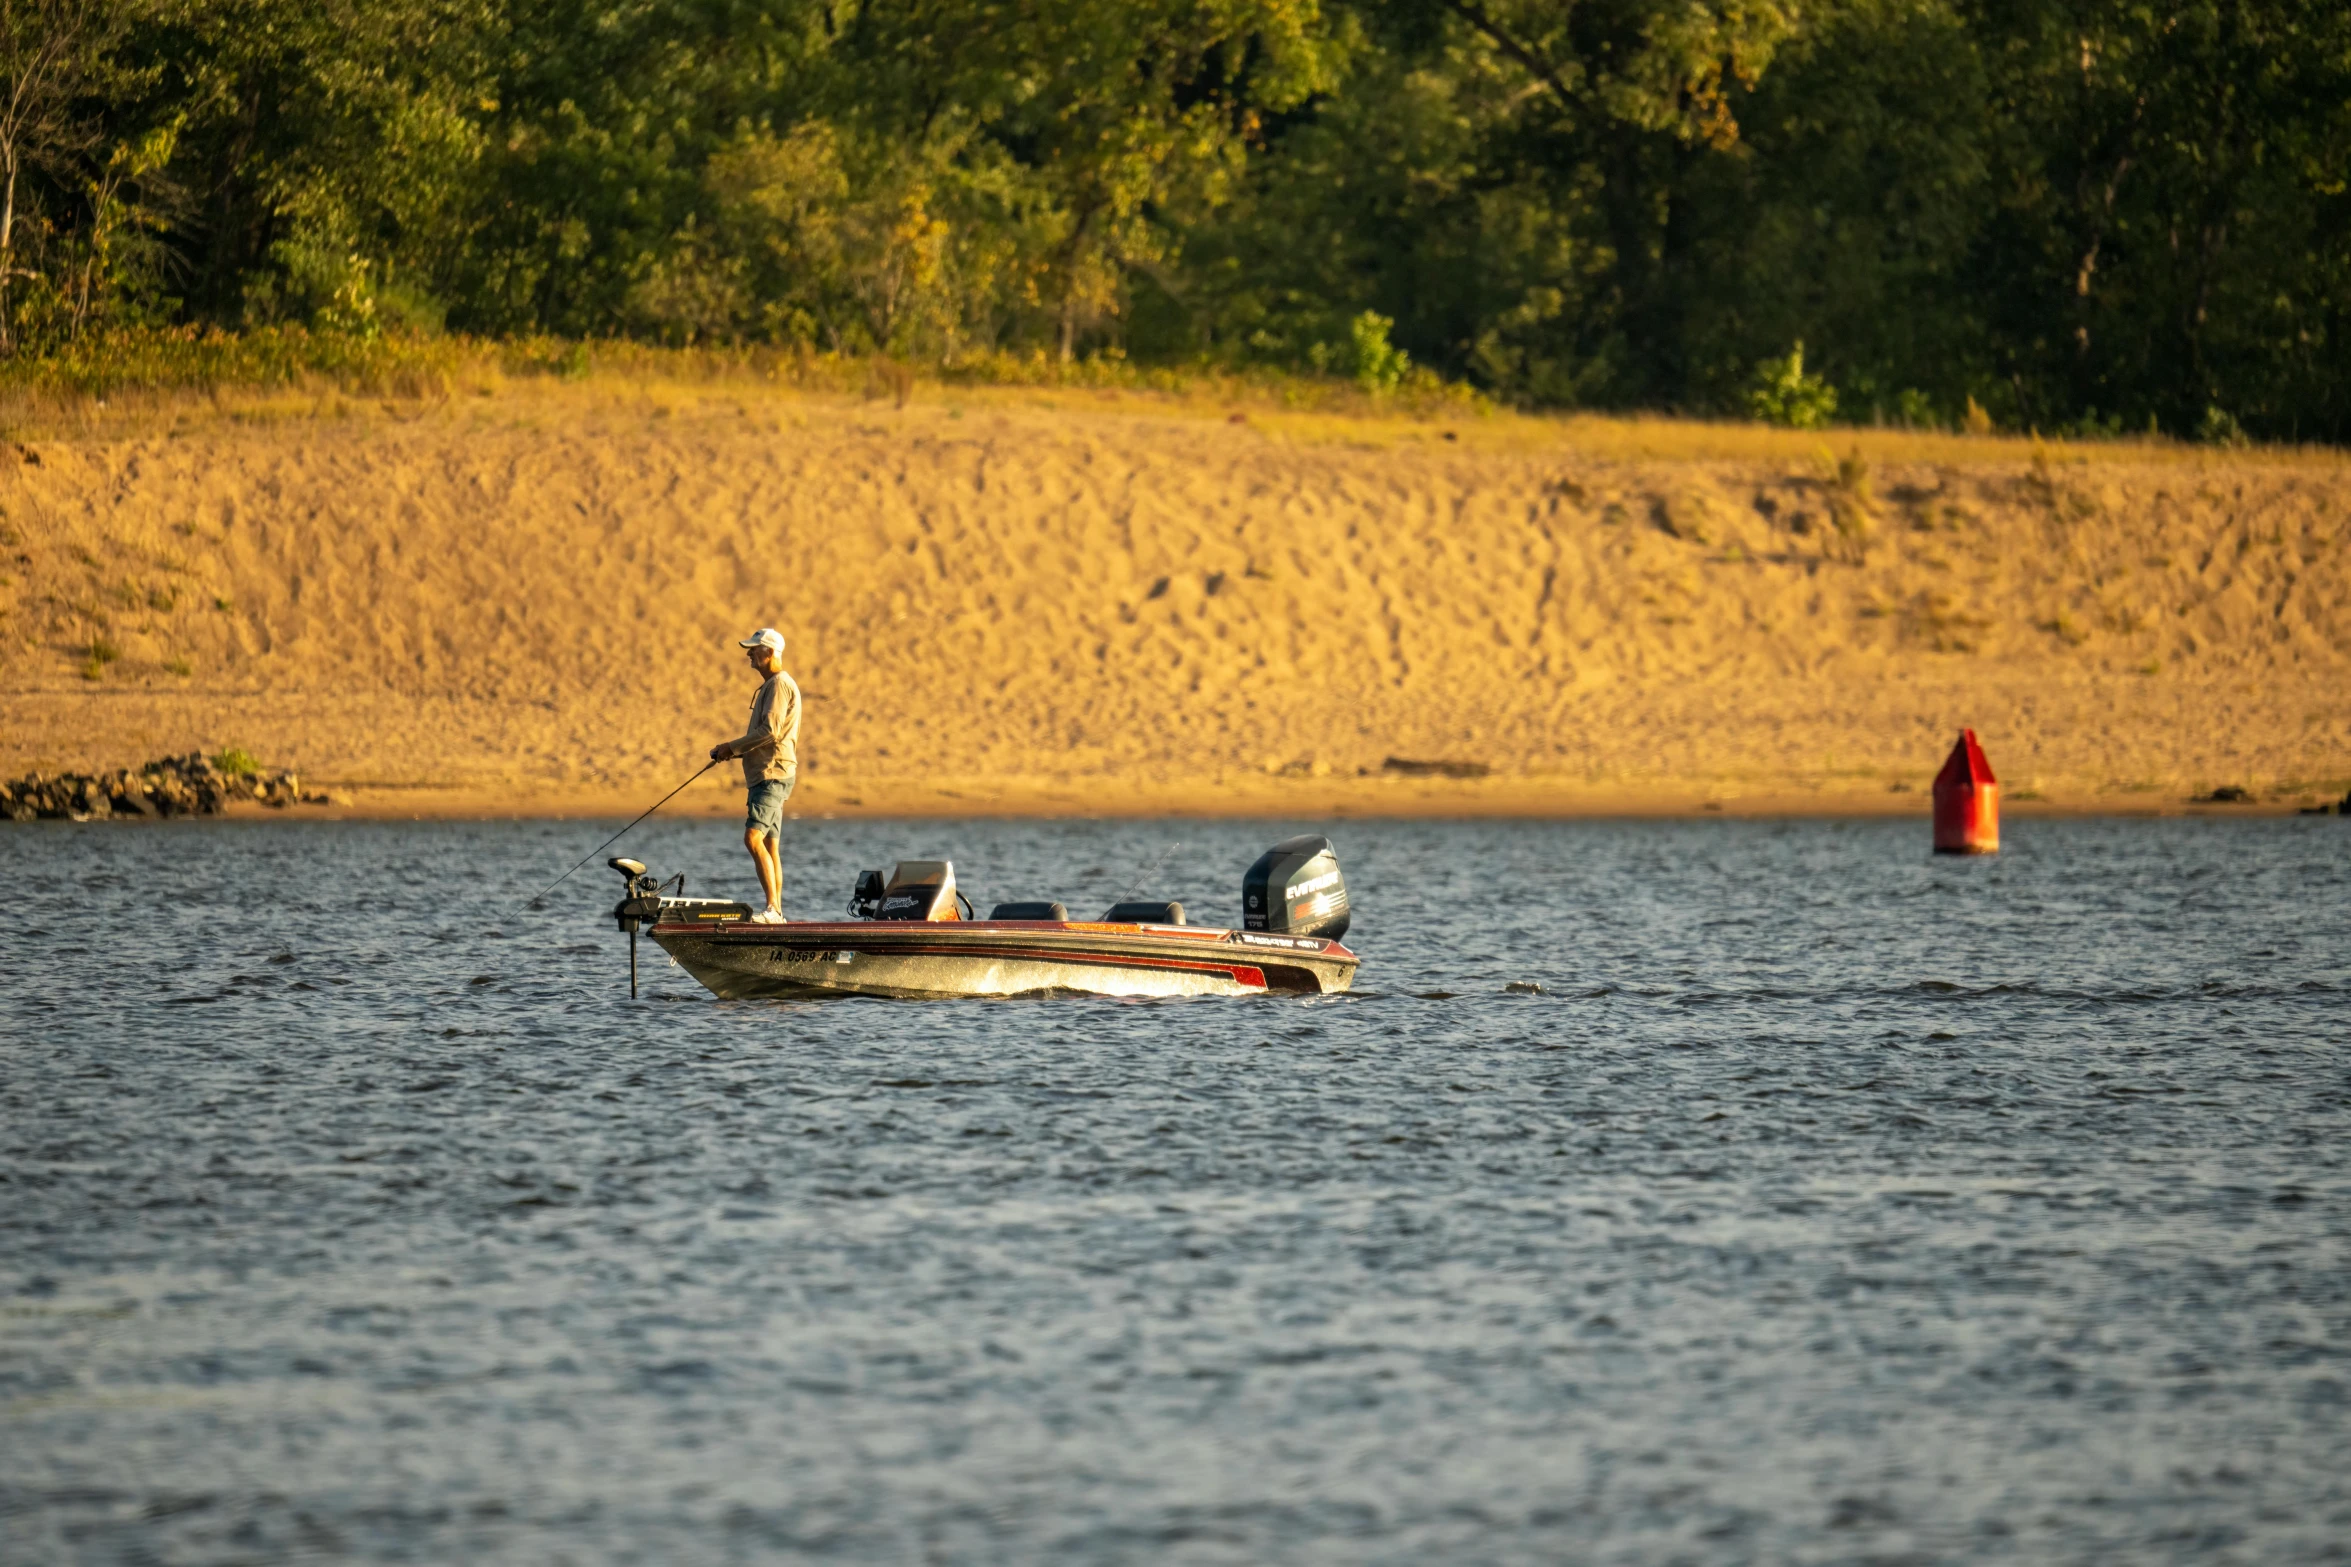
<box><xmin>3</xmin><ymin>383</ymin><xmax>2346</xmax><ymax>814</ymax></box>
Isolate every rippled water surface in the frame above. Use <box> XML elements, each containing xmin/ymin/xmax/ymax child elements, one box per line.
<box><xmin>4</xmin><ymin>815</ymin><xmax>2348</xmax><ymax>1564</ymax></box>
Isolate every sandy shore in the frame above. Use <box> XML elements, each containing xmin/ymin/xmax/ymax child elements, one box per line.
<box><xmin>181</xmin><ymin>780</ymin><xmax>2319</xmax><ymax>824</ymax></box>
<box><xmin>4</xmin><ymin>377</ymin><xmax>2347</xmax><ymax>817</ymax></box>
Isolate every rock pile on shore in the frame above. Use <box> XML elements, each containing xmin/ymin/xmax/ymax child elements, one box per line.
<box><xmin>1</xmin><ymin>753</ymin><xmax>330</xmax><ymax>821</ymax></box>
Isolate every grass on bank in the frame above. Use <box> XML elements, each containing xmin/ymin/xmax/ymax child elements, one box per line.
<box><xmin>0</xmin><ymin>326</ymin><xmax>2342</xmax><ymax>472</ymax></box>
<box><xmin>0</xmin><ymin>325</ymin><xmax>1485</xmax><ymax>425</ymax></box>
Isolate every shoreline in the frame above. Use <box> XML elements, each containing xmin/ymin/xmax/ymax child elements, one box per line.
<box><xmin>39</xmin><ymin>775</ymin><xmax>2334</xmax><ymax>822</ymax></box>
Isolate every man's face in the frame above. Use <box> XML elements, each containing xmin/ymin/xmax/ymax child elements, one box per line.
<box><xmin>748</xmin><ymin>644</ymin><xmax>780</xmax><ymax>675</ymax></box>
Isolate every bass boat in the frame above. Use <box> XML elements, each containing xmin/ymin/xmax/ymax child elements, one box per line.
<box><xmin>607</xmin><ymin>835</ymin><xmax>1357</xmax><ymax>1001</ymax></box>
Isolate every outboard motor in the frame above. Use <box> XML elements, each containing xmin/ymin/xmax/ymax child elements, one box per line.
<box><xmin>850</xmin><ymin>860</ymin><xmax>974</xmax><ymax>921</ymax></box>
<box><xmin>1242</xmin><ymin>834</ymin><xmax>1350</xmax><ymax>939</ymax></box>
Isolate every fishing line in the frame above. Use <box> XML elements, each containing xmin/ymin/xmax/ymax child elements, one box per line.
<box><xmin>1120</xmin><ymin>840</ymin><xmax>1183</xmax><ymax>901</ymax></box>
<box><xmin>528</xmin><ymin>758</ymin><xmax>720</xmax><ymax>907</ymax></box>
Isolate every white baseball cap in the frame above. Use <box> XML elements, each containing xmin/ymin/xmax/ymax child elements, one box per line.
<box><xmin>737</xmin><ymin>627</ymin><xmax>786</xmax><ymax>652</ymax></box>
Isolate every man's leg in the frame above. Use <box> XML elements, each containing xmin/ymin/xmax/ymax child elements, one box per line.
<box><xmin>744</xmin><ymin>825</ymin><xmax>782</xmax><ymax>914</ymax></box>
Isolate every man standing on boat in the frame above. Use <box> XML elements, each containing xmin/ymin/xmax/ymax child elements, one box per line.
<box><xmin>709</xmin><ymin>627</ymin><xmax>801</xmax><ymax>923</ymax></box>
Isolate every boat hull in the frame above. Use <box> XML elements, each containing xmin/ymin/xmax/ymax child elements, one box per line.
<box><xmin>648</xmin><ymin>919</ymin><xmax>1357</xmax><ymax>1001</ymax></box>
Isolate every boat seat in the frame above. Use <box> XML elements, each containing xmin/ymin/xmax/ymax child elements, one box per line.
<box><xmin>1100</xmin><ymin>899</ymin><xmax>1185</xmax><ymax>924</ymax></box>
<box><xmin>988</xmin><ymin>900</ymin><xmax>1068</xmax><ymax>921</ymax></box>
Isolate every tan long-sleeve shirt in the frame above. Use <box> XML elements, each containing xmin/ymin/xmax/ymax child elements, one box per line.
<box><xmin>724</xmin><ymin>671</ymin><xmax>801</xmax><ymax>787</ymax></box>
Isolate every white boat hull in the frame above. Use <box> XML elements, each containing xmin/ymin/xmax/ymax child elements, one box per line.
<box><xmin>648</xmin><ymin>919</ymin><xmax>1357</xmax><ymax>1001</ymax></box>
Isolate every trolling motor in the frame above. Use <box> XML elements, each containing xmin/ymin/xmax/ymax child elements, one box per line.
<box><xmin>609</xmin><ymin>856</ymin><xmax>663</xmax><ymax>998</ymax></box>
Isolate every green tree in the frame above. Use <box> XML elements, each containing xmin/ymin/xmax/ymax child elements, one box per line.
<box><xmin>8</xmin><ymin>0</ymin><xmax>2347</xmax><ymax>438</ymax></box>
<box><xmin>0</xmin><ymin>0</ymin><xmax>164</xmax><ymax>351</ymax></box>
<box><xmin>114</xmin><ymin>0</ymin><xmax>502</xmax><ymax>330</ymax></box>
<box><xmin>1960</xmin><ymin>0</ymin><xmax>2351</xmax><ymax>435</ymax></box>
<box><xmin>831</xmin><ymin>0</ymin><xmax>1337</xmax><ymax>358</ymax></box>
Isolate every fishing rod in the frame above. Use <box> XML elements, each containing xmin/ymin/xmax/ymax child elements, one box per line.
<box><xmin>528</xmin><ymin>758</ymin><xmax>720</xmax><ymax>908</ymax></box>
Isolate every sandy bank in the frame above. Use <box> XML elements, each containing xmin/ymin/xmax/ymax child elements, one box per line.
<box><xmin>3</xmin><ymin>378</ymin><xmax>2347</xmax><ymax>817</ymax></box>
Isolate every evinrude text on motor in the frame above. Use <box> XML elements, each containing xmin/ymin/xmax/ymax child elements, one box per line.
<box><xmin>606</xmin><ymin>838</ymin><xmax>1359</xmax><ymax>1000</ymax></box>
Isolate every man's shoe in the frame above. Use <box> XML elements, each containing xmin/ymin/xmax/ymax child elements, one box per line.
<box><xmin>748</xmin><ymin>907</ymin><xmax>787</xmax><ymax>924</ymax></box>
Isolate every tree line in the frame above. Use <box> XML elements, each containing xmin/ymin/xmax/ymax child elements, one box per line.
<box><xmin>6</xmin><ymin>0</ymin><xmax>2347</xmax><ymax>438</ymax></box>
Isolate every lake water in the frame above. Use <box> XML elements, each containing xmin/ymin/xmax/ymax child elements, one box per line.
<box><xmin>2</xmin><ymin>815</ymin><xmax>2346</xmax><ymax>1564</ymax></box>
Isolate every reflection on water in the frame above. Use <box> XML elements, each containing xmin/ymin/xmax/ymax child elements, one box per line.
<box><xmin>2</xmin><ymin>815</ymin><xmax>2347</xmax><ymax>1563</ymax></box>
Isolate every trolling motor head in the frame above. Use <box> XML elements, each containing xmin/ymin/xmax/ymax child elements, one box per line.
<box><xmin>610</xmin><ymin>857</ymin><xmax>661</xmax><ymax>931</ymax></box>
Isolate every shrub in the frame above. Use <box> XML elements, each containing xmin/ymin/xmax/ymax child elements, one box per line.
<box><xmin>214</xmin><ymin>746</ymin><xmax>261</xmax><ymax>777</ymax></box>
<box><xmin>1748</xmin><ymin>341</ymin><xmax>1838</xmax><ymax>428</ymax></box>
<box><xmin>2197</xmin><ymin>405</ymin><xmax>2249</xmax><ymax>448</ymax></box>
<box><xmin>1347</xmin><ymin>311</ymin><xmax>1411</xmax><ymax>394</ymax></box>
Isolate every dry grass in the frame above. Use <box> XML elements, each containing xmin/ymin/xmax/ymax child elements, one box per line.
<box><xmin>4</xmin><ymin>328</ymin><xmax>2345</xmax><ymax>471</ymax></box>
<box><xmin>1526</xmin><ymin>413</ymin><xmax>2351</xmax><ymax>471</ymax></box>
<box><xmin>0</xmin><ymin>328</ymin><xmax>1491</xmax><ymax>443</ymax></box>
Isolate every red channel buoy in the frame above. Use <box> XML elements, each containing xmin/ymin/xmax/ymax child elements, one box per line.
<box><xmin>1932</xmin><ymin>729</ymin><xmax>1999</xmax><ymax>854</ymax></box>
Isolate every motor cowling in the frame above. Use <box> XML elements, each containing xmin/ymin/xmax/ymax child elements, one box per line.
<box><xmin>851</xmin><ymin>861</ymin><xmax>969</xmax><ymax>920</ymax></box>
<box><xmin>880</xmin><ymin>860</ymin><xmax>959</xmax><ymax>920</ymax></box>
<box><xmin>1242</xmin><ymin>834</ymin><xmax>1350</xmax><ymax>939</ymax></box>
